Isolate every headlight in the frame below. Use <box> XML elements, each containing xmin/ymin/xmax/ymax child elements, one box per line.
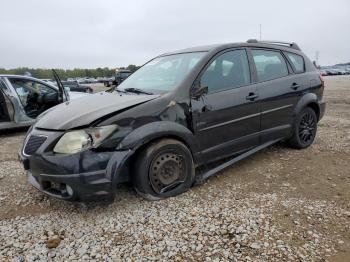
<box><xmin>53</xmin><ymin>125</ymin><xmax>118</xmax><ymax>154</ymax></box>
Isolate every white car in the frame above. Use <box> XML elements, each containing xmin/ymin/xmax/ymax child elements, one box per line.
<box><xmin>0</xmin><ymin>71</ymin><xmax>88</xmax><ymax>130</ymax></box>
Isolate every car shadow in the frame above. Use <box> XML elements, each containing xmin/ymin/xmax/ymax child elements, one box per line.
<box><xmin>0</xmin><ymin>126</ymin><xmax>29</xmax><ymax>136</ymax></box>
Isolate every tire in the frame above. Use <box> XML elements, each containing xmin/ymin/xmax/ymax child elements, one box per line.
<box><xmin>288</xmin><ymin>107</ymin><xmax>318</xmax><ymax>149</ymax></box>
<box><xmin>133</xmin><ymin>139</ymin><xmax>195</xmax><ymax>201</ymax></box>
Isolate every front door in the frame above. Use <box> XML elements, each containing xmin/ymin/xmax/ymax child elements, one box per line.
<box><xmin>8</xmin><ymin>77</ymin><xmax>60</xmax><ymax>119</ymax></box>
<box><xmin>191</xmin><ymin>49</ymin><xmax>261</xmax><ymax>164</ymax></box>
<box><xmin>0</xmin><ymin>80</ymin><xmax>11</xmax><ymax>122</ymax></box>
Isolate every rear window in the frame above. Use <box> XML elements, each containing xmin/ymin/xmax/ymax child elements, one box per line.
<box><xmin>285</xmin><ymin>52</ymin><xmax>305</xmax><ymax>73</ymax></box>
<box><xmin>252</xmin><ymin>49</ymin><xmax>289</xmax><ymax>82</ymax></box>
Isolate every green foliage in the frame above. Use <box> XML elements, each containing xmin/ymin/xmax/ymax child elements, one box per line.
<box><xmin>126</xmin><ymin>64</ymin><xmax>140</xmax><ymax>72</ymax></box>
<box><xmin>0</xmin><ymin>66</ymin><xmax>140</xmax><ymax>80</ymax></box>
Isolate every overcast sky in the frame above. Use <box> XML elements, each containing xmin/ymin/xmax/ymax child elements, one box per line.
<box><xmin>0</xmin><ymin>0</ymin><xmax>349</xmax><ymax>69</ymax></box>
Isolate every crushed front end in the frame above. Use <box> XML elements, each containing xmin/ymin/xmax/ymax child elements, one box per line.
<box><xmin>19</xmin><ymin>127</ymin><xmax>130</xmax><ymax>201</ymax></box>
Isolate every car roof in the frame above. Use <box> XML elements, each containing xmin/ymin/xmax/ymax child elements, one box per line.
<box><xmin>0</xmin><ymin>74</ymin><xmax>40</xmax><ymax>80</ymax></box>
<box><xmin>0</xmin><ymin>74</ymin><xmax>59</xmax><ymax>89</ymax></box>
<box><xmin>160</xmin><ymin>41</ymin><xmax>303</xmax><ymax>56</ymax></box>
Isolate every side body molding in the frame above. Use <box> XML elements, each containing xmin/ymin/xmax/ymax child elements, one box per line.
<box><xmin>117</xmin><ymin>121</ymin><xmax>199</xmax><ymax>158</ymax></box>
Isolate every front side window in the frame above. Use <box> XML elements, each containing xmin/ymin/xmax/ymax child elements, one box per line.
<box><xmin>118</xmin><ymin>52</ymin><xmax>206</xmax><ymax>94</ymax></box>
<box><xmin>285</xmin><ymin>52</ymin><xmax>305</xmax><ymax>73</ymax></box>
<box><xmin>0</xmin><ymin>80</ymin><xmax>8</xmax><ymax>91</ymax></box>
<box><xmin>9</xmin><ymin>78</ymin><xmax>56</xmax><ymax>107</ymax></box>
<box><xmin>252</xmin><ymin>49</ymin><xmax>289</xmax><ymax>82</ymax></box>
<box><xmin>201</xmin><ymin>49</ymin><xmax>250</xmax><ymax>93</ymax></box>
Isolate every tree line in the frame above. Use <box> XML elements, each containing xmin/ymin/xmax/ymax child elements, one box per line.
<box><xmin>334</xmin><ymin>62</ymin><xmax>350</xmax><ymax>66</ymax></box>
<box><xmin>0</xmin><ymin>65</ymin><xmax>140</xmax><ymax>79</ymax></box>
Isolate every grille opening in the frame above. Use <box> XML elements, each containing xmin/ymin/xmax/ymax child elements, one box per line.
<box><xmin>24</xmin><ymin>135</ymin><xmax>47</xmax><ymax>155</ymax></box>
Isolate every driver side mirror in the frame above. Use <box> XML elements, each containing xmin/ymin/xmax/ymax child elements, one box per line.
<box><xmin>191</xmin><ymin>85</ymin><xmax>208</xmax><ymax>100</ymax></box>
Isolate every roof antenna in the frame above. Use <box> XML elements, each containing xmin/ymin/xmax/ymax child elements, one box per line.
<box><xmin>315</xmin><ymin>51</ymin><xmax>319</xmax><ymax>65</ymax></box>
<box><xmin>259</xmin><ymin>24</ymin><xmax>262</xmax><ymax>40</ymax></box>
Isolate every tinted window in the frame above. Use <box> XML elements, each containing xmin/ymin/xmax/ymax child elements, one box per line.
<box><xmin>285</xmin><ymin>52</ymin><xmax>305</xmax><ymax>73</ymax></box>
<box><xmin>201</xmin><ymin>49</ymin><xmax>250</xmax><ymax>93</ymax></box>
<box><xmin>252</xmin><ymin>50</ymin><xmax>288</xmax><ymax>82</ymax></box>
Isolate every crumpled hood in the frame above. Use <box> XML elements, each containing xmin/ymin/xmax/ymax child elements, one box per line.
<box><xmin>35</xmin><ymin>92</ymin><xmax>159</xmax><ymax>130</ymax></box>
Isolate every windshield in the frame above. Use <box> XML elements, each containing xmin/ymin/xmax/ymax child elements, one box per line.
<box><xmin>117</xmin><ymin>52</ymin><xmax>206</xmax><ymax>94</ymax></box>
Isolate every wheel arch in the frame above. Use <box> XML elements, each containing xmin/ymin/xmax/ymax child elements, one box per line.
<box><xmin>294</xmin><ymin>93</ymin><xmax>321</xmax><ymax>121</ymax></box>
<box><xmin>117</xmin><ymin>121</ymin><xmax>199</xmax><ymax>162</ymax></box>
<box><xmin>306</xmin><ymin>102</ymin><xmax>320</xmax><ymax>121</ymax></box>
<box><xmin>111</xmin><ymin>121</ymin><xmax>197</xmax><ymax>187</ymax></box>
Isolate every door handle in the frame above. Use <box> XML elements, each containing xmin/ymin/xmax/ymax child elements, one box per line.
<box><xmin>246</xmin><ymin>92</ymin><xmax>258</xmax><ymax>101</ymax></box>
<box><xmin>291</xmin><ymin>83</ymin><xmax>300</xmax><ymax>90</ymax></box>
<box><xmin>201</xmin><ymin>105</ymin><xmax>212</xmax><ymax>112</ymax></box>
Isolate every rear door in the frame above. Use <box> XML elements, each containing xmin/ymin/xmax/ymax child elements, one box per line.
<box><xmin>248</xmin><ymin>48</ymin><xmax>304</xmax><ymax>143</ymax></box>
<box><xmin>191</xmin><ymin>49</ymin><xmax>261</xmax><ymax>163</ymax></box>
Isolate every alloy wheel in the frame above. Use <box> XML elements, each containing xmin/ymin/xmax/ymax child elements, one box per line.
<box><xmin>298</xmin><ymin>111</ymin><xmax>316</xmax><ymax>145</ymax></box>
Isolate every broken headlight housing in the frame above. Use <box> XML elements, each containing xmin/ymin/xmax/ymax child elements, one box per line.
<box><xmin>53</xmin><ymin>125</ymin><xmax>118</xmax><ymax>154</ymax></box>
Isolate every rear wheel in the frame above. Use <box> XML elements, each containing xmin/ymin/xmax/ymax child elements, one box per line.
<box><xmin>133</xmin><ymin>139</ymin><xmax>195</xmax><ymax>200</ymax></box>
<box><xmin>288</xmin><ymin>107</ymin><xmax>318</xmax><ymax>149</ymax></box>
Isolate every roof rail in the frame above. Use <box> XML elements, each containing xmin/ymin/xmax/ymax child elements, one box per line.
<box><xmin>246</xmin><ymin>39</ymin><xmax>301</xmax><ymax>51</ymax></box>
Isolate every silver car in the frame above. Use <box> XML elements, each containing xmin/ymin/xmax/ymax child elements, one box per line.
<box><xmin>0</xmin><ymin>71</ymin><xmax>87</xmax><ymax>130</ymax></box>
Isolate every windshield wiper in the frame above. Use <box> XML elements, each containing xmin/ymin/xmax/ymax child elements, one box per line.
<box><xmin>105</xmin><ymin>87</ymin><xmax>128</xmax><ymax>94</ymax></box>
<box><xmin>124</xmin><ymin>87</ymin><xmax>153</xmax><ymax>95</ymax></box>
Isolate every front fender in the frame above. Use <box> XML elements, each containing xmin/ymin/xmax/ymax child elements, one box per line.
<box><xmin>117</xmin><ymin>121</ymin><xmax>199</xmax><ymax>157</ymax></box>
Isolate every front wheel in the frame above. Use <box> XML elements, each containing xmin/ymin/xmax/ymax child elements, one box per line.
<box><xmin>288</xmin><ymin>107</ymin><xmax>318</xmax><ymax>149</ymax></box>
<box><xmin>133</xmin><ymin>139</ymin><xmax>195</xmax><ymax>201</ymax></box>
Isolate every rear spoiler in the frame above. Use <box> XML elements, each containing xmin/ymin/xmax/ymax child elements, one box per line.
<box><xmin>247</xmin><ymin>39</ymin><xmax>301</xmax><ymax>51</ymax></box>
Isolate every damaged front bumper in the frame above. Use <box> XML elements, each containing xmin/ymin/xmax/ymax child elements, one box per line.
<box><xmin>26</xmin><ymin>169</ymin><xmax>111</xmax><ymax>201</ymax></box>
<box><xmin>19</xmin><ymin>128</ymin><xmax>132</xmax><ymax>201</ymax></box>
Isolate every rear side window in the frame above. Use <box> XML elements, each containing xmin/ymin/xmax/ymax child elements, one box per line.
<box><xmin>285</xmin><ymin>52</ymin><xmax>305</xmax><ymax>73</ymax></box>
<box><xmin>252</xmin><ymin>49</ymin><xmax>288</xmax><ymax>82</ymax></box>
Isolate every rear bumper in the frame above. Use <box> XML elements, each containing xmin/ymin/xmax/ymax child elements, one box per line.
<box><xmin>319</xmin><ymin>101</ymin><xmax>326</xmax><ymax>121</ymax></box>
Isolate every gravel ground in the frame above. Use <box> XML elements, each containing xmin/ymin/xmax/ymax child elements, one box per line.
<box><xmin>0</xmin><ymin>76</ymin><xmax>349</xmax><ymax>261</ymax></box>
